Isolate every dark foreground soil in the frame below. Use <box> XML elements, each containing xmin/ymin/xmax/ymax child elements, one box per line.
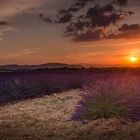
<box><xmin>0</xmin><ymin>90</ymin><xmax>140</xmax><ymax>140</ymax></box>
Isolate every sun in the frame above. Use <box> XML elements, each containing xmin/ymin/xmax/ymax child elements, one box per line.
<box><xmin>129</xmin><ymin>56</ymin><xmax>138</xmax><ymax>63</ymax></box>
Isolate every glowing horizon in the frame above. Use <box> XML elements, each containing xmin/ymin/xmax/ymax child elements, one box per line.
<box><xmin>0</xmin><ymin>0</ymin><xmax>140</xmax><ymax>66</ymax></box>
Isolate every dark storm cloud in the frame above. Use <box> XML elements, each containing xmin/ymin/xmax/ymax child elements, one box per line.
<box><xmin>73</xmin><ymin>23</ymin><xmax>140</xmax><ymax>42</ymax></box>
<box><xmin>119</xmin><ymin>24</ymin><xmax>140</xmax><ymax>32</ymax></box>
<box><xmin>56</xmin><ymin>13</ymin><xmax>73</xmax><ymax>23</ymax></box>
<box><xmin>107</xmin><ymin>29</ymin><xmax>140</xmax><ymax>39</ymax></box>
<box><xmin>44</xmin><ymin>0</ymin><xmax>138</xmax><ymax>42</ymax></box>
<box><xmin>0</xmin><ymin>21</ymin><xmax>8</xmax><ymax>26</ymax></box>
<box><xmin>39</xmin><ymin>14</ymin><xmax>52</xmax><ymax>23</ymax></box>
<box><xmin>51</xmin><ymin>0</ymin><xmax>96</xmax><ymax>24</ymax></box>
<box><xmin>73</xmin><ymin>29</ymin><xmax>104</xmax><ymax>42</ymax></box>
<box><xmin>84</xmin><ymin>4</ymin><xmax>123</xmax><ymax>27</ymax></box>
<box><xmin>73</xmin><ymin>0</ymin><xmax>95</xmax><ymax>8</ymax></box>
<box><xmin>116</xmin><ymin>0</ymin><xmax>128</xmax><ymax>6</ymax></box>
<box><xmin>107</xmin><ymin>23</ymin><xmax>140</xmax><ymax>39</ymax></box>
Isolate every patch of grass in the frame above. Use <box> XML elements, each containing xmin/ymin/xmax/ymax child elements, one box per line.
<box><xmin>49</xmin><ymin>99</ymin><xmax>59</xmax><ymax>105</ymax></box>
<box><xmin>49</xmin><ymin>96</ymin><xmax>73</xmax><ymax>104</ymax></box>
<box><xmin>60</xmin><ymin>96</ymin><xmax>73</xmax><ymax>102</ymax></box>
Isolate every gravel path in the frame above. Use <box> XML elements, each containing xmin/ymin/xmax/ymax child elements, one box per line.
<box><xmin>0</xmin><ymin>90</ymin><xmax>140</xmax><ymax>140</ymax></box>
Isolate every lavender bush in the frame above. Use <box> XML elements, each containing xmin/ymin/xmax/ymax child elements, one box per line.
<box><xmin>72</xmin><ymin>75</ymin><xmax>140</xmax><ymax>122</ymax></box>
<box><xmin>0</xmin><ymin>69</ymin><xmax>88</xmax><ymax>105</ymax></box>
<box><xmin>0</xmin><ymin>69</ymin><xmax>140</xmax><ymax>107</ymax></box>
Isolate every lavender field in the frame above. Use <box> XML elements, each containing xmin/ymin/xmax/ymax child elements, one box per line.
<box><xmin>0</xmin><ymin>69</ymin><xmax>88</xmax><ymax>105</ymax></box>
<box><xmin>0</xmin><ymin>68</ymin><xmax>140</xmax><ymax>139</ymax></box>
<box><xmin>0</xmin><ymin>68</ymin><xmax>140</xmax><ymax>106</ymax></box>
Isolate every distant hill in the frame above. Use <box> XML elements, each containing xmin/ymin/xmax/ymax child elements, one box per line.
<box><xmin>0</xmin><ymin>63</ymin><xmax>83</xmax><ymax>71</ymax></box>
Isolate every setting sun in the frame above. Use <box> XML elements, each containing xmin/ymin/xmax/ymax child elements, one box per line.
<box><xmin>129</xmin><ymin>57</ymin><xmax>138</xmax><ymax>63</ymax></box>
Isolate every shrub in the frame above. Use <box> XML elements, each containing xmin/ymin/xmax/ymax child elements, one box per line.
<box><xmin>71</xmin><ymin>76</ymin><xmax>140</xmax><ymax>122</ymax></box>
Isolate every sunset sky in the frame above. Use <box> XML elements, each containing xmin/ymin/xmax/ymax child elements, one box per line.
<box><xmin>0</xmin><ymin>0</ymin><xmax>140</xmax><ymax>66</ymax></box>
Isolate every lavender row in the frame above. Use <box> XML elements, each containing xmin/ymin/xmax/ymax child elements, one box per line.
<box><xmin>72</xmin><ymin>74</ymin><xmax>140</xmax><ymax>122</ymax></box>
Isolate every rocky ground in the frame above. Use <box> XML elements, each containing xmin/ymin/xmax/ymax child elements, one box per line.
<box><xmin>0</xmin><ymin>90</ymin><xmax>140</xmax><ymax>140</ymax></box>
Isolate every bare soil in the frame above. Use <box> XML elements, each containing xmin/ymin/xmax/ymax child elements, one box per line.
<box><xmin>0</xmin><ymin>90</ymin><xmax>140</xmax><ymax>140</ymax></box>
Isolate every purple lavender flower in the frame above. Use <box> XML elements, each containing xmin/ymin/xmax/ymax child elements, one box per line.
<box><xmin>72</xmin><ymin>75</ymin><xmax>140</xmax><ymax>122</ymax></box>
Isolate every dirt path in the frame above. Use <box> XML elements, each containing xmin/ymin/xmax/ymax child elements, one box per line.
<box><xmin>0</xmin><ymin>90</ymin><xmax>140</xmax><ymax>140</ymax></box>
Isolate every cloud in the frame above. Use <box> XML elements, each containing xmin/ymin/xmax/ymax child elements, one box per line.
<box><xmin>0</xmin><ymin>47</ymin><xmax>44</xmax><ymax>64</ymax></box>
<box><xmin>116</xmin><ymin>0</ymin><xmax>128</xmax><ymax>6</ymax></box>
<box><xmin>0</xmin><ymin>0</ymin><xmax>49</xmax><ymax>40</ymax></box>
<box><xmin>107</xmin><ymin>24</ymin><xmax>140</xmax><ymax>40</ymax></box>
<box><xmin>0</xmin><ymin>48</ymin><xmax>43</xmax><ymax>59</ymax></box>
<box><xmin>0</xmin><ymin>21</ymin><xmax>8</xmax><ymax>26</ymax></box>
<box><xmin>57</xmin><ymin>13</ymin><xmax>73</xmax><ymax>23</ymax></box>
<box><xmin>45</xmin><ymin>0</ymin><xmax>137</xmax><ymax>42</ymax></box>
<box><xmin>73</xmin><ymin>29</ymin><xmax>104</xmax><ymax>42</ymax></box>
<box><xmin>0</xmin><ymin>24</ymin><xmax>13</xmax><ymax>40</ymax></box>
<box><xmin>119</xmin><ymin>24</ymin><xmax>140</xmax><ymax>32</ymax></box>
<box><xmin>0</xmin><ymin>0</ymin><xmax>49</xmax><ymax>18</ymax></box>
<box><xmin>39</xmin><ymin>14</ymin><xmax>52</xmax><ymax>23</ymax></box>
<box><xmin>73</xmin><ymin>23</ymin><xmax>140</xmax><ymax>42</ymax></box>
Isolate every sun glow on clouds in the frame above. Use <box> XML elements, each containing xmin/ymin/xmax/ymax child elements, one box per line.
<box><xmin>0</xmin><ymin>48</ymin><xmax>45</xmax><ymax>64</ymax></box>
<box><xmin>71</xmin><ymin>39</ymin><xmax>140</xmax><ymax>65</ymax></box>
<box><xmin>0</xmin><ymin>0</ymin><xmax>140</xmax><ymax>65</ymax></box>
